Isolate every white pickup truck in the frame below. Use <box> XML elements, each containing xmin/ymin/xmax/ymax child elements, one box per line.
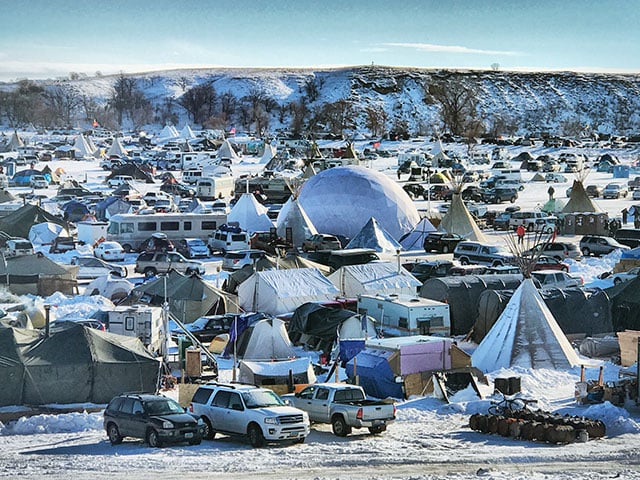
<box><xmin>283</xmin><ymin>383</ymin><xmax>396</xmax><ymax>437</ymax></box>
<box><xmin>189</xmin><ymin>382</ymin><xmax>310</xmax><ymax>447</ymax></box>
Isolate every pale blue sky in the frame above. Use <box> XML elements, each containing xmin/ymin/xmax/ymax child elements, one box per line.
<box><xmin>1</xmin><ymin>0</ymin><xmax>638</xmax><ymax>81</ymax></box>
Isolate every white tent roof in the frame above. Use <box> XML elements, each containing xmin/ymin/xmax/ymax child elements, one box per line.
<box><xmin>238</xmin><ymin>318</ymin><xmax>297</xmax><ymax>361</ymax></box>
<box><xmin>84</xmin><ymin>273</ymin><xmax>134</xmax><ymax>301</ymax></box>
<box><xmin>439</xmin><ymin>193</ymin><xmax>487</xmax><ymax>242</ymax></box>
<box><xmin>158</xmin><ymin>125</ymin><xmax>180</xmax><ymax>142</ymax></box>
<box><xmin>73</xmin><ymin>134</ymin><xmax>94</xmax><ymax>159</ymax></box>
<box><xmin>238</xmin><ymin>357</ymin><xmax>316</xmax><ymax>385</ymax></box>
<box><xmin>298</xmin><ymin>166</ymin><xmax>420</xmax><ymax>240</ymax></box>
<box><xmin>218</xmin><ymin>139</ymin><xmax>241</xmax><ymax>162</ymax></box>
<box><xmin>328</xmin><ymin>262</ymin><xmax>421</xmax><ymax>297</ymax></box>
<box><xmin>180</xmin><ymin>124</ymin><xmax>196</xmax><ymax>139</ymax></box>
<box><xmin>276</xmin><ymin>198</ymin><xmax>317</xmax><ymax>248</ymax></box>
<box><xmin>28</xmin><ymin>222</ymin><xmax>68</xmax><ymax>246</ymax></box>
<box><xmin>238</xmin><ymin>268</ymin><xmax>339</xmax><ymax>315</ymax></box>
<box><xmin>399</xmin><ymin>217</ymin><xmax>437</xmax><ymax>250</ymax></box>
<box><xmin>259</xmin><ymin>144</ymin><xmax>277</xmax><ymax>164</ymax></box>
<box><xmin>346</xmin><ymin>217</ymin><xmax>403</xmax><ymax>253</ymax></box>
<box><xmin>227</xmin><ymin>193</ymin><xmax>274</xmax><ymax>233</ymax></box>
<box><xmin>471</xmin><ymin>278</ymin><xmax>581</xmax><ymax>373</ymax></box>
<box><xmin>107</xmin><ymin>137</ymin><xmax>128</xmax><ymax>158</ymax></box>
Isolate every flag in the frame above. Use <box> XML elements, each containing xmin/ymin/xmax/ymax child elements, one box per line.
<box><xmin>229</xmin><ymin>127</ymin><xmax>236</xmax><ymax>135</ymax></box>
<box><xmin>372</xmin><ymin>141</ymin><xmax>380</xmax><ymax>149</ymax></box>
<box><xmin>92</xmin><ymin>119</ymin><xmax>99</xmax><ymax>128</ymax></box>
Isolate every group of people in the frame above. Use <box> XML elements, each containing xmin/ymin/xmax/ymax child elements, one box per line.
<box><xmin>621</xmin><ymin>208</ymin><xmax>640</xmax><ymax>229</ymax></box>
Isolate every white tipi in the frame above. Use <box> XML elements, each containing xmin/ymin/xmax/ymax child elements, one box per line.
<box><xmin>346</xmin><ymin>217</ymin><xmax>403</xmax><ymax>253</ymax></box>
<box><xmin>227</xmin><ymin>193</ymin><xmax>274</xmax><ymax>233</ymax></box>
<box><xmin>399</xmin><ymin>217</ymin><xmax>437</xmax><ymax>250</ymax></box>
<box><xmin>471</xmin><ymin>278</ymin><xmax>581</xmax><ymax>372</ymax></box>
<box><xmin>439</xmin><ymin>178</ymin><xmax>486</xmax><ymax>242</ymax></box>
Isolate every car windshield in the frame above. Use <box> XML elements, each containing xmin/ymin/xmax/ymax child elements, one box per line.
<box><xmin>188</xmin><ymin>239</ymin><xmax>206</xmax><ymax>247</ymax></box>
<box><xmin>242</xmin><ymin>389</ymin><xmax>285</xmax><ymax>408</ymax></box>
<box><xmin>144</xmin><ymin>398</ymin><xmax>184</xmax><ymax>415</ymax></box>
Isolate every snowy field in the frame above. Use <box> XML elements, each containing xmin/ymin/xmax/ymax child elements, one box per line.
<box><xmin>1</xmin><ymin>137</ymin><xmax>640</xmax><ymax>479</ymax></box>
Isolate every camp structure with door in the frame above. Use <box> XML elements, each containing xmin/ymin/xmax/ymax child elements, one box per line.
<box><xmin>358</xmin><ymin>294</ymin><xmax>450</xmax><ymax>337</ymax></box>
<box><xmin>328</xmin><ymin>262</ymin><xmax>421</xmax><ymax>298</ymax></box>
<box><xmin>0</xmin><ymin>253</ymin><xmax>79</xmax><ymax>296</ymax></box>
<box><xmin>562</xmin><ymin>212</ymin><xmax>609</xmax><ymax>235</ymax></box>
<box><xmin>103</xmin><ymin>305</ymin><xmax>164</xmax><ymax>354</ymax></box>
<box><xmin>345</xmin><ymin>336</ymin><xmax>474</xmax><ymax>399</ymax></box>
<box><xmin>0</xmin><ymin>323</ymin><xmax>159</xmax><ymax>407</ymax></box>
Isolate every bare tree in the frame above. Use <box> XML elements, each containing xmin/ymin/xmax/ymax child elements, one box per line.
<box><xmin>107</xmin><ymin>74</ymin><xmax>150</xmax><ymax>128</ymax></box>
<box><xmin>178</xmin><ymin>82</ymin><xmax>216</xmax><ymax>125</ymax></box>
<box><xmin>365</xmin><ymin>105</ymin><xmax>388</xmax><ymax>137</ymax></box>
<box><xmin>425</xmin><ymin>79</ymin><xmax>479</xmax><ymax>136</ymax></box>
<box><xmin>43</xmin><ymin>85</ymin><xmax>82</xmax><ymax>126</ymax></box>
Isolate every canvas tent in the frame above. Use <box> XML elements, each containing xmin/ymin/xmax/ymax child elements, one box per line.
<box><xmin>471</xmin><ymin>278</ymin><xmax>581</xmax><ymax>372</ymax></box>
<box><xmin>0</xmin><ymin>253</ymin><xmax>78</xmax><ymax>296</ymax></box>
<box><xmin>28</xmin><ymin>222</ymin><xmax>68</xmax><ymax>246</ymax></box>
<box><xmin>107</xmin><ymin>137</ymin><xmax>128</xmax><ymax>158</ymax></box>
<box><xmin>420</xmin><ymin>274</ymin><xmax>524</xmax><ymax>335</ymax></box>
<box><xmin>106</xmin><ymin>163</ymin><xmax>154</xmax><ymax>183</ymax></box>
<box><xmin>122</xmin><ymin>270</ymin><xmax>228</xmax><ymax>323</ymax></box>
<box><xmin>329</xmin><ymin>262</ymin><xmax>421</xmax><ymax>297</ymax></box>
<box><xmin>84</xmin><ymin>272</ymin><xmax>134</xmax><ymax>302</ymax></box>
<box><xmin>0</xmin><ymin>323</ymin><xmax>159</xmax><ymax>407</ymax></box>
<box><xmin>238</xmin><ymin>268</ymin><xmax>339</xmax><ymax>316</ymax></box>
<box><xmin>227</xmin><ymin>193</ymin><xmax>274</xmax><ymax>233</ymax></box>
<box><xmin>563</xmin><ymin>179</ymin><xmax>602</xmax><ymax>213</ymax></box>
<box><xmin>259</xmin><ymin>143</ymin><xmax>277</xmax><ymax>164</ymax></box>
<box><xmin>217</xmin><ymin>139</ymin><xmax>241</xmax><ymax>162</ymax></box>
<box><xmin>238</xmin><ymin>358</ymin><xmax>316</xmax><ymax>387</ymax></box>
<box><xmin>346</xmin><ymin>217</ymin><xmax>403</xmax><ymax>253</ymax></box>
<box><xmin>399</xmin><ymin>217</ymin><xmax>437</xmax><ymax>250</ymax></box>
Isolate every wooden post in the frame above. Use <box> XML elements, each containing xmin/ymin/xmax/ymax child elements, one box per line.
<box><xmin>580</xmin><ymin>365</ymin><xmax>585</xmax><ymax>382</ymax></box>
<box><xmin>597</xmin><ymin>365</ymin><xmax>604</xmax><ymax>386</ymax></box>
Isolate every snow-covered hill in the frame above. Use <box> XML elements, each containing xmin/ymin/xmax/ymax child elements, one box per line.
<box><xmin>3</xmin><ymin>66</ymin><xmax>640</xmax><ymax>136</ymax></box>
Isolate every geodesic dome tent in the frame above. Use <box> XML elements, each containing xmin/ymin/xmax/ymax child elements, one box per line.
<box><xmin>297</xmin><ymin>166</ymin><xmax>420</xmax><ymax>240</ymax></box>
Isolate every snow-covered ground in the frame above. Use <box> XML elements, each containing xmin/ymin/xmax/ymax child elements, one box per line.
<box><xmin>1</xmin><ymin>137</ymin><xmax>640</xmax><ymax>479</ymax></box>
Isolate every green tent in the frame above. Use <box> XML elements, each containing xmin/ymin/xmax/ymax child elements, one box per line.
<box><xmin>0</xmin><ymin>323</ymin><xmax>159</xmax><ymax>406</ymax></box>
<box><xmin>0</xmin><ymin>204</ymin><xmax>66</xmax><ymax>238</ymax></box>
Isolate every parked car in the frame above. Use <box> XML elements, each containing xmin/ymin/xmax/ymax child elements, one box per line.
<box><xmin>585</xmin><ymin>185</ymin><xmax>604</xmax><ymax>198</ymax></box>
<box><xmin>107</xmin><ymin>175</ymin><xmax>134</xmax><ymax>188</ymax></box>
<box><xmin>611</xmin><ymin>266</ymin><xmax>640</xmax><ymax>285</ymax></box>
<box><xmin>94</xmin><ymin>241</ymin><xmax>125</xmax><ymax>261</ymax></box>
<box><xmin>49</xmin><ymin>236</ymin><xmax>77</xmax><ymax>254</ymax></box>
<box><xmin>170</xmin><ymin>314</ymin><xmax>240</xmax><ymax>343</ymax></box>
<box><xmin>484</xmin><ymin>265</ymin><xmax>520</xmax><ymax>275</ymax></box>
<box><xmin>402</xmin><ymin>182</ymin><xmax>428</xmax><ymax>200</ymax></box>
<box><xmin>189</xmin><ymin>383</ymin><xmax>310</xmax><ymax>447</ymax></box>
<box><xmin>134</xmin><ymin>251</ymin><xmax>205</xmax><ymax>276</ymax></box>
<box><xmin>176</xmin><ymin>238</ymin><xmax>209</xmax><ymax>259</ymax></box>
<box><xmin>633</xmin><ymin>190</ymin><xmax>640</xmax><ymax>201</ymax></box>
<box><xmin>249</xmin><ymin>231</ymin><xmax>292</xmax><ymax>255</ymax></box>
<box><xmin>5</xmin><ymin>238</ymin><xmax>34</xmax><ymax>257</ymax></box>
<box><xmin>628</xmin><ymin>177</ymin><xmax>640</xmax><ymax>191</ymax></box>
<box><xmin>531</xmin><ymin>270</ymin><xmax>583</xmax><ymax>289</ymax></box>
<box><xmin>579</xmin><ymin>235</ymin><xmax>630</xmax><ymax>257</ymax></box>
<box><xmin>71</xmin><ymin>256</ymin><xmax>127</xmax><ymax>279</ymax></box>
<box><xmin>221</xmin><ymin>249</ymin><xmax>266</xmax><ymax>271</ymax></box>
<box><xmin>460</xmin><ymin>186</ymin><xmax>484</xmax><ymax>202</ymax></box>
<box><xmin>531</xmin><ymin>255</ymin><xmax>569</xmax><ymax>272</ymax></box>
<box><xmin>453</xmin><ymin>241</ymin><xmax>515</xmax><ymax>267</ymax></box>
<box><xmin>545</xmin><ymin>173</ymin><xmax>568</xmax><ymax>183</ymax></box>
<box><xmin>160</xmin><ymin>182</ymin><xmax>195</xmax><ymax>198</ymax></box>
<box><xmin>302</xmin><ymin>234</ymin><xmax>342</xmax><ymax>252</ymax></box>
<box><xmin>409</xmin><ymin>260</ymin><xmax>455</xmax><ymax>283</ymax></box>
<box><xmin>325</xmin><ymin>248</ymin><xmax>380</xmax><ymax>271</ymax></box>
<box><xmin>208</xmin><ymin>226</ymin><xmax>250</xmax><ymax>254</ymax></box>
<box><xmin>482</xmin><ymin>187</ymin><xmax>518</xmax><ymax>204</ymax></box>
<box><xmin>139</xmin><ymin>233</ymin><xmax>175</xmax><ymax>252</ymax></box>
<box><xmin>104</xmin><ymin>393</ymin><xmax>205</xmax><ymax>447</ymax></box>
<box><xmin>423</xmin><ymin>232</ymin><xmax>465</xmax><ymax>254</ymax></box>
<box><xmin>492</xmin><ymin>212</ymin><xmax>513</xmax><ymax>231</ymax></box>
<box><xmin>428</xmin><ymin>185</ymin><xmax>452</xmax><ymax>200</ymax></box>
<box><xmin>283</xmin><ymin>383</ymin><xmax>395</xmax><ymax>437</ymax></box>
<box><xmin>29</xmin><ymin>175</ymin><xmax>49</xmax><ymax>189</ymax></box>
<box><xmin>449</xmin><ymin>264</ymin><xmax>488</xmax><ymax>276</ymax></box>
<box><xmin>525</xmin><ymin>242</ymin><xmax>583</xmax><ymax>261</ymax></box>
<box><xmin>603</xmin><ymin>183</ymin><xmax>629</xmax><ymax>199</ymax></box>
<box><xmin>142</xmin><ymin>190</ymin><xmax>172</xmax><ymax>206</ymax></box>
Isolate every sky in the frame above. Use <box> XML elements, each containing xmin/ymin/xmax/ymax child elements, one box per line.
<box><xmin>1</xmin><ymin>0</ymin><xmax>639</xmax><ymax>82</ymax></box>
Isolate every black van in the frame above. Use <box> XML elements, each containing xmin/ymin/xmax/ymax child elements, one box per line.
<box><xmin>614</xmin><ymin>228</ymin><xmax>640</xmax><ymax>248</ymax></box>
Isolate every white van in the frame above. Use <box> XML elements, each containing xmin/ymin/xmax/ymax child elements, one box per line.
<box><xmin>492</xmin><ymin>169</ymin><xmax>523</xmax><ymax>183</ymax></box>
<box><xmin>107</xmin><ymin>175</ymin><xmax>134</xmax><ymax>188</ymax></box>
<box><xmin>208</xmin><ymin>224</ymin><xmax>250</xmax><ymax>253</ymax></box>
<box><xmin>182</xmin><ymin>169</ymin><xmax>203</xmax><ymax>185</ymax></box>
<box><xmin>196</xmin><ymin>175</ymin><xmax>235</xmax><ymax>201</ymax></box>
<box><xmin>6</xmin><ymin>238</ymin><xmax>34</xmax><ymax>257</ymax></box>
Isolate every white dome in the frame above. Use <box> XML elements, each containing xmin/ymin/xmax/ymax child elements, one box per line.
<box><xmin>297</xmin><ymin>166</ymin><xmax>420</xmax><ymax>240</ymax></box>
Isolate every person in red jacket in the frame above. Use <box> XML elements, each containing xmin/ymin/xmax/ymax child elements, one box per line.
<box><xmin>516</xmin><ymin>224</ymin><xmax>526</xmax><ymax>245</ymax></box>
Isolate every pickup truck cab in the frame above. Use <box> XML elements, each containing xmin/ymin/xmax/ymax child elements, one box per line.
<box><xmin>283</xmin><ymin>383</ymin><xmax>395</xmax><ymax>437</ymax></box>
<box><xmin>189</xmin><ymin>382</ymin><xmax>310</xmax><ymax>447</ymax></box>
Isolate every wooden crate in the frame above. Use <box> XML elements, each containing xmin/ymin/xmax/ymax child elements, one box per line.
<box><xmin>617</xmin><ymin>330</ymin><xmax>640</xmax><ymax>366</ymax></box>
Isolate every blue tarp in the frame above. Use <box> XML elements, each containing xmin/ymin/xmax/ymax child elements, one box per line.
<box><xmin>339</xmin><ymin>339</ymin><xmax>366</xmax><ymax>363</ymax></box>
<box><xmin>222</xmin><ymin>312</ymin><xmax>270</xmax><ymax>358</ymax></box>
<box><xmin>62</xmin><ymin>200</ymin><xmax>90</xmax><ymax>222</ymax></box>
<box><xmin>345</xmin><ymin>348</ymin><xmax>403</xmax><ymax>399</ymax></box>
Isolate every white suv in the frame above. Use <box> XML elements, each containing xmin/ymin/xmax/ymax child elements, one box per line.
<box><xmin>189</xmin><ymin>383</ymin><xmax>310</xmax><ymax>447</ymax></box>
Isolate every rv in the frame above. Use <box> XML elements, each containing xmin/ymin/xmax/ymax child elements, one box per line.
<box><xmin>196</xmin><ymin>175</ymin><xmax>235</xmax><ymax>200</ymax></box>
<box><xmin>358</xmin><ymin>294</ymin><xmax>451</xmax><ymax>337</ymax></box>
<box><xmin>105</xmin><ymin>306</ymin><xmax>164</xmax><ymax>354</ymax></box>
<box><xmin>106</xmin><ymin>212</ymin><xmax>227</xmax><ymax>252</ymax></box>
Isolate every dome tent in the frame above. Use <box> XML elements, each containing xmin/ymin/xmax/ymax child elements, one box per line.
<box><xmin>297</xmin><ymin>166</ymin><xmax>420</xmax><ymax>240</ymax></box>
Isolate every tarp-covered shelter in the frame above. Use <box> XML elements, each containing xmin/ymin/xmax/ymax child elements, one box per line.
<box><xmin>472</xmin><ymin>287</ymin><xmax>613</xmax><ymax>343</ymax></box>
<box><xmin>28</xmin><ymin>222</ymin><xmax>68</xmax><ymax>246</ymax></box>
<box><xmin>420</xmin><ymin>274</ymin><xmax>524</xmax><ymax>335</ymax></box>
<box><xmin>84</xmin><ymin>272</ymin><xmax>134</xmax><ymax>303</ymax></box>
<box><xmin>346</xmin><ymin>217</ymin><xmax>403</xmax><ymax>253</ymax></box>
<box><xmin>62</xmin><ymin>199</ymin><xmax>90</xmax><ymax>222</ymax></box>
<box><xmin>329</xmin><ymin>262</ymin><xmax>421</xmax><ymax>297</ymax></box>
<box><xmin>238</xmin><ymin>268</ymin><xmax>339</xmax><ymax>316</ymax></box>
<box><xmin>238</xmin><ymin>358</ymin><xmax>316</xmax><ymax>387</ymax></box>
<box><xmin>95</xmin><ymin>196</ymin><xmax>133</xmax><ymax>220</ymax></box>
<box><xmin>122</xmin><ymin>270</ymin><xmax>227</xmax><ymax>323</ymax></box>
<box><xmin>11</xmin><ymin>168</ymin><xmax>43</xmax><ymax>186</ymax></box>
<box><xmin>472</xmin><ymin>278</ymin><xmax>581</xmax><ymax>372</ymax></box>
<box><xmin>0</xmin><ymin>204</ymin><xmax>66</xmax><ymax>239</ymax></box>
<box><xmin>0</xmin><ymin>253</ymin><xmax>78</xmax><ymax>296</ymax></box>
<box><xmin>106</xmin><ymin>163</ymin><xmax>154</xmax><ymax>184</ymax></box>
<box><xmin>0</xmin><ymin>323</ymin><xmax>159</xmax><ymax>407</ymax></box>
<box><xmin>605</xmin><ymin>277</ymin><xmax>640</xmax><ymax>331</ymax></box>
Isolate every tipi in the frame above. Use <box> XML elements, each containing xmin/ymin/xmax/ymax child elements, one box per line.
<box><xmin>399</xmin><ymin>217</ymin><xmax>437</xmax><ymax>250</ymax></box>
<box><xmin>227</xmin><ymin>193</ymin><xmax>274</xmax><ymax>233</ymax></box>
<box><xmin>563</xmin><ymin>169</ymin><xmax>602</xmax><ymax>213</ymax></box>
<box><xmin>346</xmin><ymin>217</ymin><xmax>403</xmax><ymax>253</ymax></box>
<box><xmin>439</xmin><ymin>177</ymin><xmax>487</xmax><ymax>242</ymax></box>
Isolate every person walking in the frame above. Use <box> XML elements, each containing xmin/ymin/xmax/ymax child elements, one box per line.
<box><xmin>622</xmin><ymin>208</ymin><xmax>628</xmax><ymax>225</ymax></box>
<box><xmin>516</xmin><ymin>224</ymin><xmax>526</xmax><ymax>245</ymax></box>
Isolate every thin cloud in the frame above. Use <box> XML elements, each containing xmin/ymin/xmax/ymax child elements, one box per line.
<box><xmin>383</xmin><ymin>42</ymin><xmax>520</xmax><ymax>56</ymax></box>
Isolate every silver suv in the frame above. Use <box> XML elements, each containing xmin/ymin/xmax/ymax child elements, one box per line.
<box><xmin>579</xmin><ymin>235</ymin><xmax>630</xmax><ymax>257</ymax></box>
<box><xmin>189</xmin><ymin>382</ymin><xmax>310</xmax><ymax>447</ymax></box>
<box><xmin>134</xmin><ymin>251</ymin><xmax>205</xmax><ymax>276</ymax></box>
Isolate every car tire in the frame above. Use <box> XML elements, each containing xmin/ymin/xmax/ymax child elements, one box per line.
<box><xmin>331</xmin><ymin>415</ymin><xmax>351</xmax><ymax>437</ymax></box>
<box><xmin>107</xmin><ymin>423</ymin><xmax>123</xmax><ymax>445</ymax></box>
<box><xmin>510</xmin><ymin>197</ymin><xmax>516</xmax><ymax>203</ymax></box>
<box><xmin>147</xmin><ymin>428</ymin><xmax>162</xmax><ymax>448</ymax></box>
<box><xmin>202</xmin><ymin>418</ymin><xmax>216</xmax><ymax>440</ymax></box>
<box><xmin>460</xmin><ymin>257</ymin><xmax>469</xmax><ymax>266</ymax></box>
<box><xmin>582</xmin><ymin>247</ymin><xmax>590</xmax><ymax>256</ymax></box>
<box><xmin>144</xmin><ymin>267</ymin><xmax>157</xmax><ymax>277</ymax></box>
<box><xmin>248</xmin><ymin>424</ymin><xmax>265</xmax><ymax>448</ymax></box>
<box><xmin>122</xmin><ymin>244</ymin><xmax>133</xmax><ymax>253</ymax></box>
<box><xmin>442</xmin><ymin>245</ymin><xmax>449</xmax><ymax>254</ymax></box>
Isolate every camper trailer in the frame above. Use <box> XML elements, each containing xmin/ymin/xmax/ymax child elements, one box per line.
<box><xmin>196</xmin><ymin>175</ymin><xmax>235</xmax><ymax>200</ymax></box>
<box><xmin>105</xmin><ymin>306</ymin><xmax>164</xmax><ymax>354</ymax></box>
<box><xmin>357</xmin><ymin>294</ymin><xmax>450</xmax><ymax>337</ymax></box>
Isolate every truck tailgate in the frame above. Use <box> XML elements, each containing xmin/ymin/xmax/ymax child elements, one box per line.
<box><xmin>360</xmin><ymin>404</ymin><xmax>395</xmax><ymax>421</ymax></box>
